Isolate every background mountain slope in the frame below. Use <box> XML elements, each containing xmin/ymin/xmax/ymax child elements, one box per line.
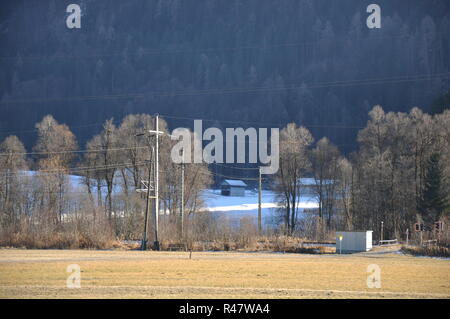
<box><xmin>0</xmin><ymin>0</ymin><xmax>449</xmax><ymax>153</ymax></box>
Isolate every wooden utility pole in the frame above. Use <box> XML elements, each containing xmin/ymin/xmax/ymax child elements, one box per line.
<box><xmin>258</xmin><ymin>167</ymin><xmax>262</xmax><ymax>235</ymax></box>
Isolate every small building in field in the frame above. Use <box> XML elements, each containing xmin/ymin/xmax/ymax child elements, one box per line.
<box><xmin>221</xmin><ymin>179</ymin><xmax>247</xmax><ymax>196</ymax></box>
<box><xmin>335</xmin><ymin>231</ymin><xmax>373</xmax><ymax>253</ymax></box>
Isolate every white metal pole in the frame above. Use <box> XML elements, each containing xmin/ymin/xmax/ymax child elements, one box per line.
<box><xmin>155</xmin><ymin>114</ymin><xmax>160</xmax><ymax>251</ymax></box>
<box><xmin>181</xmin><ymin>148</ymin><xmax>185</xmax><ymax>238</ymax></box>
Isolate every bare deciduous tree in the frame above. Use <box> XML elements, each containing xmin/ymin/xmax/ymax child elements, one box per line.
<box><xmin>0</xmin><ymin>136</ymin><xmax>28</xmax><ymax>227</ymax></box>
<box><xmin>33</xmin><ymin>115</ymin><xmax>78</xmax><ymax>224</ymax></box>
<box><xmin>84</xmin><ymin>119</ymin><xmax>118</xmax><ymax>220</ymax></box>
<box><xmin>311</xmin><ymin>137</ymin><xmax>340</xmax><ymax>229</ymax></box>
<box><xmin>275</xmin><ymin>123</ymin><xmax>313</xmax><ymax>235</ymax></box>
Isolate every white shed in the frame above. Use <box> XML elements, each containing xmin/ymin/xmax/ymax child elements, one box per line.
<box><xmin>336</xmin><ymin>231</ymin><xmax>373</xmax><ymax>253</ymax></box>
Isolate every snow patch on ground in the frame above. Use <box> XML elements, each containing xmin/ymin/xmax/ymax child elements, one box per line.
<box><xmin>200</xmin><ymin>189</ymin><xmax>319</xmax><ymax>226</ymax></box>
<box><xmin>22</xmin><ymin>171</ymin><xmax>319</xmax><ymax>227</ymax></box>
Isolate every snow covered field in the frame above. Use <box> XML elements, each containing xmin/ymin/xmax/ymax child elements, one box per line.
<box><xmin>22</xmin><ymin>171</ymin><xmax>319</xmax><ymax>227</ymax></box>
<box><xmin>200</xmin><ymin>189</ymin><xmax>319</xmax><ymax>227</ymax></box>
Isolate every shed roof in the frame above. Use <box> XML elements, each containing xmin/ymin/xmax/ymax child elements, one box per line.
<box><xmin>221</xmin><ymin>179</ymin><xmax>247</xmax><ymax>187</ymax></box>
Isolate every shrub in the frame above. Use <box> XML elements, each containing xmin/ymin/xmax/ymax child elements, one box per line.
<box><xmin>401</xmin><ymin>245</ymin><xmax>450</xmax><ymax>258</ymax></box>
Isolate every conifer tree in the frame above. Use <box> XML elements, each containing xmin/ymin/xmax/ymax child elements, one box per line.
<box><xmin>419</xmin><ymin>153</ymin><xmax>449</xmax><ymax>225</ymax></box>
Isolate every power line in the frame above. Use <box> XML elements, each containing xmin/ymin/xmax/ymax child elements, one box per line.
<box><xmin>157</xmin><ymin>164</ymin><xmax>265</xmax><ymax>181</ymax></box>
<box><xmin>0</xmin><ymin>161</ymin><xmax>148</xmax><ymax>177</ymax></box>
<box><xmin>1</xmin><ymin>72</ymin><xmax>449</xmax><ymax>105</ymax></box>
<box><xmin>0</xmin><ymin>131</ymin><xmax>357</xmax><ymax>157</ymax></box>
<box><xmin>0</xmin><ymin>145</ymin><xmax>150</xmax><ymax>157</ymax></box>
<box><xmin>0</xmin><ymin>120</ymin><xmax>124</xmax><ymax>136</ymax></box>
<box><xmin>159</xmin><ymin>113</ymin><xmax>366</xmax><ymax>129</ymax></box>
<box><xmin>210</xmin><ymin>163</ymin><xmax>260</xmax><ymax>170</ymax></box>
<box><xmin>1</xmin><ymin>31</ymin><xmax>449</xmax><ymax>61</ymax></box>
<box><xmin>0</xmin><ymin>113</ymin><xmax>364</xmax><ymax>137</ymax></box>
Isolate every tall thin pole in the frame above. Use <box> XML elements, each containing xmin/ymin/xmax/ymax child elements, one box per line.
<box><xmin>142</xmin><ymin>156</ymin><xmax>152</xmax><ymax>251</ymax></box>
<box><xmin>258</xmin><ymin>167</ymin><xmax>262</xmax><ymax>235</ymax></box>
<box><xmin>180</xmin><ymin>148</ymin><xmax>185</xmax><ymax>239</ymax></box>
<box><xmin>380</xmin><ymin>221</ymin><xmax>384</xmax><ymax>243</ymax></box>
<box><xmin>154</xmin><ymin>114</ymin><xmax>160</xmax><ymax>251</ymax></box>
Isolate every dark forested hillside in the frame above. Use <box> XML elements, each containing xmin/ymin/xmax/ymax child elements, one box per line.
<box><xmin>1</xmin><ymin>0</ymin><xmax>449</xmax><ymax>152</ymax></box>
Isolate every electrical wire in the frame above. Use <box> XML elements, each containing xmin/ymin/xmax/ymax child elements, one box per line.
<box><xmin>0</xmin><ymin>161</ymin><xmax>149</xmax><ymax>177</ymax></box>
<box><xmin>210</xmin><ymin>163</ymin><xmax>260</xmax><ymax>170</ymax></box>
<box><xmin>1</xmin><ymin>72</ymin><xmax>449</xmax><ymax>105</ymax></box>
<box><xmin>1</xmin><ymin>31</ymin><xmax>449</xmax><ymax>61</ymax></box>
<box><xmin>0</xmin><ymin>145</ymin><xmax>150</xmax><ymax>157</ymax></box>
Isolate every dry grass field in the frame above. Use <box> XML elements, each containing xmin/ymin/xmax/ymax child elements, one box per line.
<box><xmin>0</xmin><ymin>249</ymin><xmax>449</xmax><ymax>299</ymax></box>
